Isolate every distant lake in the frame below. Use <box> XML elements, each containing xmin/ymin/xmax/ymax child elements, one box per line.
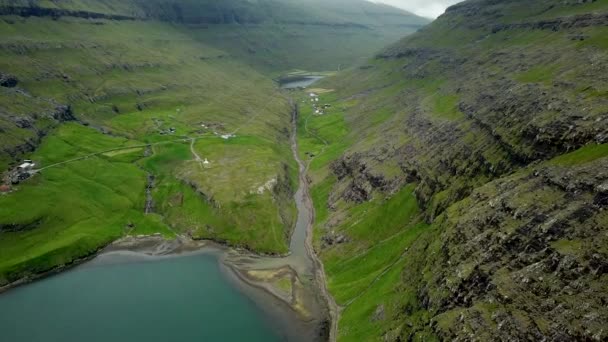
<box><xmin>0</xmin><ymin>252</ymin><xmax>283</xmax><ymax>342</ymax></box>
<box><xmin>279</xmin><ymin>76</ymin><xmax>324</xmax><ymax>89</ymax></box>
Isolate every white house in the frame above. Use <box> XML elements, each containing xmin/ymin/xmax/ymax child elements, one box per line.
<box><xmin>18</xmin><ymin>162</ymin><xmax>35</xmax><ymax>171</ymax></box>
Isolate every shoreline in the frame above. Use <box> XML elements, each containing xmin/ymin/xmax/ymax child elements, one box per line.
<box><xmin>0</xmin><ymin>234</ymin><xmax>210</xmax><ymax>295</ymax></box>
<box><xmin>0</xmin><ymin>247</ymin><xmax>103</xmax><ymax>295</ymax></box>
<box><xmin>0</xmin><ymin>234</ymin><xmax>329</xmax><ymax>341</ymax></box>
<box><xmin>0</xmin><ymin>233</ymin><xmax>288</xmax><ymax>293</ymax></box>
<box><xmin>0</xmin><ymin>103</ymin><xmax>338</xmax><ymax>341</ymax></box>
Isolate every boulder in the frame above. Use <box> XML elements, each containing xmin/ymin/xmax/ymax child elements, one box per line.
<box><xmin>0</xmin><ymin>72</ymin><xmax>18</xmax><ymax>87</ymax></box>
<box><xmin>371</xmin><ymin>304</ymin><xmax>385</xmax><ymax>322</ymax></box>
<box><xmin>52</xmin><ymin>105</ymin><xmax>76</xmax><ymax>122</ymax></box>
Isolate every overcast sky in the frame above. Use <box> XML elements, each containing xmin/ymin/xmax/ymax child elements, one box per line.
<box><xmin>370</xmin><ymin>0</ymin><xmax>463</xmax><ymax>19</ymax></box>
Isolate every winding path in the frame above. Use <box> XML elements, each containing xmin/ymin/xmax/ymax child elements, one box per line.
<box><xmin>36</xmin><ymin>136</ymin><xmax>208</xmax><ymax>171</ymax></box>
<box><xmin>190</xmin><ymin>138</ymin><xmax>205</xmax><ymax>169</ymax></box>
<box><xmin>37</xmin><ymin>104</ymin><xmax>267</xmax><ymax>172</ymax></box>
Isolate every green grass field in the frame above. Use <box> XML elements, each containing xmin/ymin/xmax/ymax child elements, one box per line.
<box><xmin>0</xmin><ymin>14</ymin><xmax>298</xmax><ymax>284</ymax></box>
<box><xmin>0</xmin><ymin>0</ymin><xmax>428</xmax><ymax>285</ymax></box>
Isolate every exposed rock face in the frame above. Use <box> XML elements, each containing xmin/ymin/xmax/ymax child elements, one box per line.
<box><xmin>316</xmin><ymin>0</ymin><xmax>608</xmax><ymax>340</ymax></box>
<box><xmin>321</xmin><ymin>232</ymin><xmax>350</xmax><ymax>247</ymax></box>
<box><xmin>410</xmin><ymin>158</ymin><xmax>608</xmax><ymax>341</ymax></box>
<box><xmin>338</xmin><ymin>0</ymin><xmax>608</xmax><ymax>221</ymax></box>
<box><xmin>0</xmin><ymin>0</ymin><xmax>429</xmax><ymax>27</ymax></box>
<box><xmin>371</xmin><ymin>304</ymin><xmax>385</xmax><ymax>322</ymax></box>
<box><xmin>491</xmin><ymin>12</ymin><xmax>608</xmax><ymax>33</ymax></box>
<box><xmin>144</xmin><ymin>173</ymin><xmax>155</xmax><ymax>214</ymax></box>
<box><xmin>0</xmin><ymin>73</ymin><xmax>18</xmax><ymax>87</ymax></box>
<box><xmin>330</xmin><ymin>153</ymin><xmax>401</xmax><ymax>204</ymax></box>
<box><xmin>0</xmin><ymin>6</ymin><xmax>135</xmax><ymax>21</ymax></box>
<box><xmin>52</xmin><ymin>105</ymin><xmax>76</xmax><ymax>122</ymax></box>
<box><xmin>12</xmin><ymin>116</ymin><xmax>33</xmax><ymax>129</ymax></box>
<box><xmin>0</xmin><ymin>218</ymin><xmax>42</xmax><ymax>233</ymax></box>
<box><xmin>0</xmin><ymin>92</ymin><xmax>76</xmax><ymax>168</ymax></box>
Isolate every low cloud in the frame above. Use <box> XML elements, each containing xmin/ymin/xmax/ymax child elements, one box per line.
<box><xmin>369</xmin><ymin>0</ymin><xmax>463</xmax><ymax>19</ymax></box>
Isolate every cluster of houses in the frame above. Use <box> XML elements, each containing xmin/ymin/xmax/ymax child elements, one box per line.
<box><xmin>2</xmin><ymin>160</ymin><xmax>37</xmax><ymax>192</ymax></box>
<box><xmin>309</xmin><ymin>92</ymin><xmax>331</xmax><ymax>115</ymax></box>
<box><xmin>199</xmin><ymin>122</ymin><xmax>235</xmax><ymax>140</ymax></box>
<box><xmin>152</xmin><ymin>118</ymin><xmax>176</xmax><ymax>136</ymax></box>
<box><xmin>159</xmin><ymin>127</ymin><xmax>177</xmax><ymax>135</ymax></box>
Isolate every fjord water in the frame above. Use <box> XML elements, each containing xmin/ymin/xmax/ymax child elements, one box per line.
<box><xmin>0</xmin><ymin>253</ymin><xmax>282</xmax><ymax>342</ymax></box>
<box><xmin>279</xmin><ymin>76</ymin><xmax>324</xmax><ymax>89</ymax></box>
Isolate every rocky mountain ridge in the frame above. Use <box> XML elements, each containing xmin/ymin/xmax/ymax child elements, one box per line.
<box><xmin>0</xmin><ymin>0</ymin><xmax>428</xmax><ymax>27</ymax></box>
<box><xmin>306</xmin><ymin>0</ymin><xmax>608</xmax><ymax>340</ymax></box>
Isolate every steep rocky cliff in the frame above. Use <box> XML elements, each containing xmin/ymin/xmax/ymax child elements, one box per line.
<box><xmin>303</xmin><ymin>0</ymin><xmax>608</xmax><ymax>340</ymax></box>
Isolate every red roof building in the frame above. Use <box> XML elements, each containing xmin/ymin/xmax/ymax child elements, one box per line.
<box><xmin>0</xmin><ymin>184</ymin><xmax>11</xmax><ymax>193</ymax></box>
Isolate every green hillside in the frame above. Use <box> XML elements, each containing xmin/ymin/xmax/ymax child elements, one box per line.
<box><xmin>6</xmin><ymin>0</ymin><xmax>607</xmax><ymax>340</ymax></box>
<box><xmin>0</xmin><ymin>0</ymin><xmax>429</xmax><ymax>73</ymax></box>
<box><xmin>298</xmin><ymin>0</ymin><xmax>608</xmax><ymax>340</ymax></box>
<box><xmin>0</xmin><ymin>0</ymin><xmax>428</xmax><ymax>287</ymax></box>
<box><xmin>0</xmin><ymin>15</ymin><xmax>300</xmax><ymax>286</ymax></box>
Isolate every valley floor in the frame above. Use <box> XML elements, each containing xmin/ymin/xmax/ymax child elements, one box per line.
<box><xmin>0</xmin><ymin>92</ymin><xmax>338</xmax><ymax>341</ymax></box>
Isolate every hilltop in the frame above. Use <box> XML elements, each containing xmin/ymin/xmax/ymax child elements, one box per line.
<box><xmin>297</xmin><ymin>0</ymin><xmax>608</xmax><ymax>340</ymax></box>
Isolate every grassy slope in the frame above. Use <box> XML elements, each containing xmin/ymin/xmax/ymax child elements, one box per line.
<box><xmin>188</xmin><ymin>0</ymin><xmax>429</xmax><ymax>74</ymax></box>
<box><xmin>298</xmin><ymin>0</ymin><xmax>608</xmax><ymax>340</ymax></box>
<box><xmin>0</xmin><ymin>0</ymin><xmax>429</xmax><ymax>75</ymax></box>
<box><xmin>296</xmin><ymin>87</ymin><xmax>432</xmax><ymax>341</ymax></box>
<box><xmin>0</xmin><ymin>15</ymin><xmax>297</xmax><ymax>285</ymax></box>
<box><xmin>0</xmin><ymin>0</ymin><xmax>428</xmax><ymax>287</ymax></box>
<box><xmin>0</xmin><ymin>0</ymin><xmax>429</xmax><ymax>170</ymax></box>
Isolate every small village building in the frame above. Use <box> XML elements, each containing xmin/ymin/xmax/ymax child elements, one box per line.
<box><xmin>203</xmin><ymin>158</ymin><xmax>210</xmax><ymax>165</ymax></box>
<box><xmin>8</xmin><ymin>159</ymin><xmax>37</xmax><ymax>185</ymax></box>
<box><xmin>0</xmin><ymin>184</ymin><xmax>10</xmax><ymax>193</ymax></box>
<box><xmin>17</xmin><ymin>162</ymin><xmax>35</xmax><ymax>171</ymax></box>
